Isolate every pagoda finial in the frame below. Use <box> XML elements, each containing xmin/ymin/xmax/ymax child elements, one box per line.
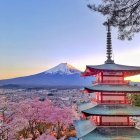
<box><xmin>105</xmin><ymin>19</ymin><xmax>114</xmax><ymax>64</ymax></box>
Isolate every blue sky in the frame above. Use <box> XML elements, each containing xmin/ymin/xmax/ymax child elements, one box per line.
<box><xmin>0</xmin><ymin>0</ymin><xmax>140</xmax><ymax>81</ymax></box>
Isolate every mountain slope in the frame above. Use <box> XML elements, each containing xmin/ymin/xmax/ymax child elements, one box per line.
<box><xmin>0</xmin><ymin>63</ymin><xmax>93</xmax><ymax>87</ymax></box>
<box><xmin>45</xmin><ymin>63</ymin><xmax>80</xmax><ymax>74</ymax></box>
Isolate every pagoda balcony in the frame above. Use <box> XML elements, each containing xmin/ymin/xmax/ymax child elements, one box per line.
<box><xmin>92</xmin><ymin>99</ymin><xmax>131</xmax><ymax>104</ymax></box>
<box><xmin>94</xmin><ymin>122</ymin><xmax>135</xmax><ymax>126</ymax></box>
<box><xmin>93</xmin><ymin>80</ymin><xmax>130</xmax><ymax>85</ymax></box>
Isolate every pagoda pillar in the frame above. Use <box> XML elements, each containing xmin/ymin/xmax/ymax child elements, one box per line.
<box><xmin>127</xmin><ymin>116</ymin><xmax>129</xmax><ymax>126</ymax></box>
<box><xmin>101</xmin><ymin>72</ymin><xmax>103</xmax><ymax>83</ymax></box>
<box><xmin>101</xmin><ymin>92</ymin><xmax>103</xmax><ymax>103</ymax></box>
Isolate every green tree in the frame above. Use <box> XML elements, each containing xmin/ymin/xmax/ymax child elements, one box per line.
<box><xmin>88</xmin><ymin>0</ymin><xmax>140</xmax><ymax>40</ymax></box>
<box><xmin>128</xmin><ymin>93</ymin><xmax>140</xmax><ymax>106</ymax></box>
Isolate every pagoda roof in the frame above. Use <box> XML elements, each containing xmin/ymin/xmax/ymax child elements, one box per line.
<box><xmin>81</xmin><ymin>127</ymin><xmax>140</xmax><ymax>140</ymax></box>
<box><xmin>82</xmin><ymin>63</ymin><xmax>140</xmax><ymax>77</ymax></box>
<box><xmin>84</xmin><ymin>84</ymin><xmax>140</xmax><ymax>93</ymax></box>
<box><xmin>82</xmin><ymin>104</ymin><xmax>140</xmax><ymax>116</ymax></box>
<box><xmin>78</xmin><ymin>102</ymin><xmax>97</xmax><ymax>112</ymax></box>
<box><xmin>74</xmin><ymin>120</ymin><xmax>96</xmax><ymax>138</ymax></box>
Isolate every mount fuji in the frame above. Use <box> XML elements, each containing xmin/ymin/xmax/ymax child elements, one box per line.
<box><xmin>0</xmin><ymin>63</ymin><xmax>93</xmax><ymax>88</ymax></box>
<box><xmin>45</xmin><ymin>63</ymin><xmax>80</xmax><ymax>75</ymax></box>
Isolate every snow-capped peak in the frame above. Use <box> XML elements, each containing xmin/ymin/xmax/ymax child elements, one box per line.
<box><xmin>45</xmin><ymin>63</ymin><xmax>81</xmax><ymax>75</ymax></box>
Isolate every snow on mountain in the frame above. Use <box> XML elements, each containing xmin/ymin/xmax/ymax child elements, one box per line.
<box><xmin>0</xmin><ymin>63</ymin><xmax>93</xmax><ymax>87</ymax></box>
<box><xmin>45</xmin><ymin>63</ymin><xmax>80</xmax><ymax>75</ymax></box>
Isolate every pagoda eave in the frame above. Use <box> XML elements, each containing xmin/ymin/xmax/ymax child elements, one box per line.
<box><xmin>81</xmin><ymin>104</ymin><xmax>140</xmax><ymax>117</ymax></box>
<box><xmin>74</xmin><ymin>120</ymin><xmax>96</xmax><ymax>138</ymax></box>
<box><xmin>82</xmin><ymin>112</ymin><xmax>140</xmax><ymax>117</ymax></box>
<box><xmin>83</xmin><ymin>85</ymin><xmax>140</xmax><ymax>93</ymax></box>
<box><xmin>80</xmin><ymin>127</ymin><xmax>140</xmax><ymax>140</ymax></box>
<box><xmin>82</xmin><ymin>70</ymin><xmax>140</xmax><ymax>77</ymax></box>
<box><xmin>82</xmin><ymin>64</ymin><xmax>140</xmax><ymax>77</ymax></box>
<box><xmin>83</xmin><ymin>88</ymin><xmax>140</xmax><ymax>93</ymax></box>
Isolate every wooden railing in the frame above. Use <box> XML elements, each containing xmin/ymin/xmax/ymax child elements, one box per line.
<box><xmin>92</xmin><ymin>99</ymin><xmax>131</xmax><ymax>104</ymax></box>
<box><xmin>94</xmin><ymin>122</ymin><xmax>134</xmax><ymax>126</ymax></box>
<box><xmin>93</xmin><ymin>80</ymin><xmax>130</xmax><ymax>85</ymax></box>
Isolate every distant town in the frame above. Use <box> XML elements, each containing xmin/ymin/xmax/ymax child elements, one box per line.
<box><xmin>0</xmin><ymin>88</ymin><xmax>91</xmax><ymax>108</ymax></box>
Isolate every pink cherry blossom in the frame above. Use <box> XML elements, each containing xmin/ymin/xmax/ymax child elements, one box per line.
<box><xmin>0</xmin><ymin>98</ymin><xmax>74</xmax><ymax>139</ymax></box>
<box><xmin>36</xmin><ymin>134</ymin><xmax>57</xmax><ymax>140</ymax></box>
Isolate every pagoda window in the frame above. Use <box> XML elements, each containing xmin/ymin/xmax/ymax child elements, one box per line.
<box><xmin>102</xmin><ymin>75</ymin><xmax>125</xmax><ymax>84</ymax></box>
<box><xmin>102</xmin><ymin>95</ymin><xmax>124</xmax><ymax>101</ymax></box>
<box><xmin>102</xmin><ymin>116</ymin><xmax>127</xmax><ymax>122</ymax></box>
<box><xmin>100</xmin><ymin>92</ymin><xmax>129</xmax><ymax>104</ymax></box>
<box><xmin>95</xmin><ymin>72</ymin><xmax>127</xmax><ymax>84</ymax></box>
<box><xmin>103</xmin><ymin>72</ymin><xmax>123</xmax><ymax>76</ymax></box>
<box><xmin>103</xmin><ymin>72</ymin><xmax>123</xmax><ymax>80</ymax></box>
<box><xmin>103</xmin><ymin>76</ymin><xmax>123</xmax><ymax>80</ymax></box>
<box><xmin>101</xmin><ymin>116</ymin><xmax>134</xmax><ymax>126</ymax></box>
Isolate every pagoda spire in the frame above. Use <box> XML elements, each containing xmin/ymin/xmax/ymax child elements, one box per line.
<box><xmin>105</xmin><ymin>19</ymin><xmax>114</xmax><ymax>64</ymax></box>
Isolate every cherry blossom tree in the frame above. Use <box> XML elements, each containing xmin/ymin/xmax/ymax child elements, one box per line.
<box><xmin>47</xmin><ymin>107</ymin><xmax>73</xmax><ymax>139</ymax></box>
<box><xmin>0</xmin><ymin>96</ymin><xmax>10</xmax><ymax>140</ymax></box>
<box><xmin>0</xmin><ymin>98</ymin><xmax>74</xmax><ymax>140</ymax></box>
<box><xmin>7</xmin><ymin>98</ymin><xmax>54</xmax><ymax>139</ymax></box>
<box><xmin>36</xmin><ymin>134</ymin><xmax>57</xmax><ymax>140</ymax></box>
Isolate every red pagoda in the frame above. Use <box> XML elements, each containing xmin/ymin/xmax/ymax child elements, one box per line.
<box><xmin>74</xmin><ymin>21</ymin><xmax>140</xmax><ymax>140</ymax></box>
